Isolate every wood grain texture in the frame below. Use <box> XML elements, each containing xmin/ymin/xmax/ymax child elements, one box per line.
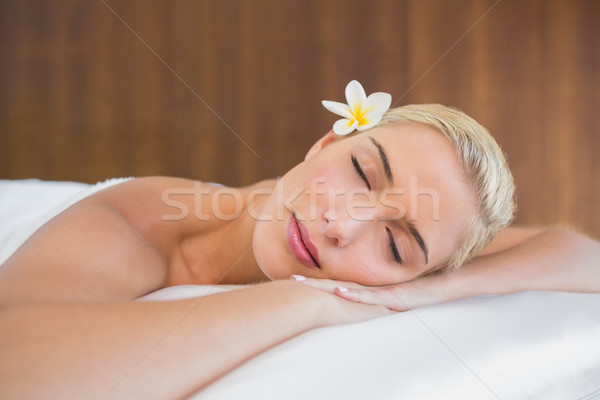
<box><xmin>0</xmin><ymin>0</ymin><xmax>598</xmax><ymax>236</ymax></box>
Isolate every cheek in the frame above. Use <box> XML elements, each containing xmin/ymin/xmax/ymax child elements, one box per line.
<box><xmin>344</xmin><ymin>268</ymin><xmax>384</xmax><ymax>286</ymax></box>
<box><xmin>342</xmin><ymin>266</ymin><xmax>410</xmax><ymax>286</ymax></box>
<box><xmin>332</xmin><ymin>265</ymin><xmax>393</xmax><ymax>286</ymax></box>
<box><xmin>326</xmin><ymin>243</ymin><xmax>414</xmax><ymax>286</ymax></box>
<box><xmin>322</xmin><ymin>244</ymin><xmax>387</xmax><ymax>285</ymax></box>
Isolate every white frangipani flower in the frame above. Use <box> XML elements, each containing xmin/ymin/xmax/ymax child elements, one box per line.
<box><xmin>321</xmin><ymin>80</ymin><xmax>392</xmax><ymax>135</ymax></box>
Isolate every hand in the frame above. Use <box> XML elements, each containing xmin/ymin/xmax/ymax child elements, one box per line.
<box><xmin>263</xmin><ymin>280</ymin><xmax>393</xmax><ymax>326</ymax></box>
<box><xmin>290</xmin><ymin>273</ymin><xmax>453</xmax><ymax>312</ymax></box>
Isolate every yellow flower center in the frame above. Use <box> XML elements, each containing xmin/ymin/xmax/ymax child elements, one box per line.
<box><xmin>351</xmin><ymin>104</ymin><xmax>369</xmax><ymax>126</ymax></box>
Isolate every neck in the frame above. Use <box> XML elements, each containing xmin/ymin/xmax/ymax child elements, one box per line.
<box><xmin>182</xmin><ymin>179</ymin><xmax>276</xmax><ymax>285</ymax></box>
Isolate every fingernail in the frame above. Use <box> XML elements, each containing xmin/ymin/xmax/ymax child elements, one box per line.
<box><xmin>336</xmin><ymin>286</ymin><xmax>348</xmax><ymax>293</ymax></box>
<box><xmin>290</xmin><ymin>274</ymin><xmax>306</xmax><ymax>281</ymax></box>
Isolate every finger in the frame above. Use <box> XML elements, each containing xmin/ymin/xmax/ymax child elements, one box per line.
<box><xmin>289</xmin><ymin>275</ymin><xmax>362</xmax><ymax>292</ymax></box>
<box><xmin>334</xmin><ymin>286</ymin><xmax>410</xmax><ymax>312</ymax></box>
<box><xmin>290</xmin><ymin>275</ymin><xmax>340</xmax><ymax>292</ymax></box>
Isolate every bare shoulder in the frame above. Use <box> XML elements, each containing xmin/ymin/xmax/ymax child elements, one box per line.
<box><xmin>0</xmin><ymin>177</ymin><xmax>222</xmax><ymax>306</ymax></box>
<box><xmin>89</xmin><ymin>176</ymin><xmax>234</xmax><ymax>243</ymax></box>
<box><xmin>91</xmin><ymin>176</ymin><xmax>229</xmax><ymax>217</ymax></box>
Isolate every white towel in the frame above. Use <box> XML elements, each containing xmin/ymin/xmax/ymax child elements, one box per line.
<box><xmin>0</xmin><ymin>177</ymin><xmax>132</xmax><ymax>264</ymax></box>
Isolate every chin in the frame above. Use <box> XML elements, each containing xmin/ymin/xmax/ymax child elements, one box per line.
<box><xmin>254</xmin><ymin>256</ymin><xmax>290</xmax><ymax>281</ymax></box>
<box><xmin>252</xmin><ymin>227</ymin><xmax>290</xmax><ymax>281</ymax></box>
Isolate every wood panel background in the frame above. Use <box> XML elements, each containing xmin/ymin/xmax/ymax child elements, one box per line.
<box><xmin>1</xmin><ymin>0</ymin><xmax>599</xmax><ymax>236</ymax></box>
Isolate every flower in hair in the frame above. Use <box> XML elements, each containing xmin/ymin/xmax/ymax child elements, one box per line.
<box><xmin>321</xmin><ymin>80</ymin><xmax>392</xmax><ymax>135</ymax></box>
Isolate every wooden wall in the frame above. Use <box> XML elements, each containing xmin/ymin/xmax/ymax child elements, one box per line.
<box><xmin>1</xmin><ymin>0</ymin><xmax>599</xmax><ymax>236</ymax></box>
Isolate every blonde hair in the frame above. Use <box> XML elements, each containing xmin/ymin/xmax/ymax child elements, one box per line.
<box><xmin>375</xmin><ymin>104</ymin><xmax>516</xmax><ymax>272</ymax></box>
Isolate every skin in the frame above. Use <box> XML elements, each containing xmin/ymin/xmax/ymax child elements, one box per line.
<box><xmin>0</xmin><ymin>121</ymin><xmax>599</xmax><ymax>398</ymax></box>
<box><xmin>253</xmin><ymin>122</ymin><xmax>477</xmax><ymax>284</ymax></box>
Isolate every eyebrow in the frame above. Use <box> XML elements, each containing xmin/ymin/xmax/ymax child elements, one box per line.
<box><xmin>368</xmin><ymin>136</ymin><xmax>393</xmax><ymax>185</ymax></box>
<box><xmin>408</xmin><ymin>221</ymin><xmax>429</xmax><ymax>265</ymax></box>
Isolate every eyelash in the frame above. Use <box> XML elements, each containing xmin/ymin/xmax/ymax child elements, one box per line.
<box><xmin>351</xmin><ymin>155</ymin><xmax>371</xmax><ymax>191</ymax></box>
<box><xmin>351</xmin><ymin>155</ymin><xmax>402</xmax><ymax>265</ymax></box>
<box><xmin>386</xmin><ymin>228</ymin><xmax>403</xmax><ymax>265</ymax></box>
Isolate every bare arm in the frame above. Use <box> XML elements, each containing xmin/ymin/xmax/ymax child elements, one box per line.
<box><xmin>441</xmin><ymin>226</ymin><xmax>600</xmax><ymax>296</ymax></box>
<box><xmin>296</xmin><ymin>226</ymin><xmax>600</xmax><ymax>311</ymax></box>
<box><xmin>0</xmin><ymin>280</ymin><xmax>390</xmax><ymax>400</ymax></box>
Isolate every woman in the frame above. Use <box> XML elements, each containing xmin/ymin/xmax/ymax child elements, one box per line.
<box><xmin>1</xmin><ymin>83</ymin><xmax>599</xmax><ymax>398</ymax></box>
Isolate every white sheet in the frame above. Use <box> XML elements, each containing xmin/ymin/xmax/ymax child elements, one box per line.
<box><xmin>1</xmin><ymin>179</ymin><xmax>599</xmax><ymax>399</ymax></box>
<box><xmin>141</xmin><ymin>286</ymin><xmax>600</xmax><ymax>400</ymax></box>
<box><xmin>0</xmin><ymin>177</ymin><xmax>132</xmax><ymax>264</ymax></box>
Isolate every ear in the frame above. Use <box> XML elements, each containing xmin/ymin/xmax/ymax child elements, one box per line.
<box><xmin>305</xmin><ymin>130</ymin><xmax>344</xmax><ymax>161</ymax></box>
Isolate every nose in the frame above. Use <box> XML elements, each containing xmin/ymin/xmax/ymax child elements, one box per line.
<box><xmin>323</xmin><ymin>207</ymin><xmax>377</xmax><ymax>247</ymax></box>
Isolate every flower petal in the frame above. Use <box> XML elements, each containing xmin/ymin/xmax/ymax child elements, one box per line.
<box><xmin>356</xmin><ymin>110</ymin><xmax>384</xmax><ymax>131</ymax></box>
<box><xmin>364</xmin><ymin>92</ymin><xmax>392</xmax><ymax>114</ymax></box>
<box><xmin>345</xmin><ymin>80</ymin><xmax>367</xmax><ymax>110</ymax></box>
<box><xmin>333</xmin><ymin>118</ymin><xmax>359</xmax><ymax>135</ymax></box>
<box><xmin>321</xmin><ymin>100</ymin><xmax>354</xmax><ymax>119</ymax></box>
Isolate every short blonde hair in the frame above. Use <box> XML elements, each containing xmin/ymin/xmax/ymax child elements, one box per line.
<box><xmin>375</xmin><ymin>104</ymin><xmax>516</xmax><ymax>272</ymax></box>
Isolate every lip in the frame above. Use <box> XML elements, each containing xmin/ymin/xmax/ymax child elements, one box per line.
<box><xmin>287</xmin><ymin>214</ymin><xmax>321</xmax><ymax>270</ymax></box>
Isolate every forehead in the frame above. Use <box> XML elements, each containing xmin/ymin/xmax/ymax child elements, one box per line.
<box><xmin>367</xmin><ymin>122</ymin><xmax>458</xmax><ymax>166</ymax></box>
<box><xmin>364</xmin><ymin>122</ymin><xmax>477</xmax><ymax>266</ymax></box>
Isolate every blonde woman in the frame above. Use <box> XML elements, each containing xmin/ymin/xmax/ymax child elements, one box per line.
<box><xmin>1</xmin><ymin>82</ymin><xmax>599</xmax><ymax>399</ymax></box>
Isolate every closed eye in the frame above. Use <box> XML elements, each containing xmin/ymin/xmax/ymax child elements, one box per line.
<box><xmin>351</xmin><ymin>155</ymin><xmax>371</xmax><ymax>190</ymax></box>
<box><xmin>386</xmin><ymin>227</ymin><xmax>403</xmax><ymax>265</ymax></box>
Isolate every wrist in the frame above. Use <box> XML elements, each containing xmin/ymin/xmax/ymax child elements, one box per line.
<box><xmin>262</xmin><ymin>280</ymin><xmax>334</xmax><ymax>329</ymax></box>
<box><xmin>442</xmin><ymin>260</ymin><xmax>508</xmax><ymax>298</ymax></box>
<box><xmin>420</xmin><ymin>269</ymin><xmax>473</xmax><ymax>303</ymax></box>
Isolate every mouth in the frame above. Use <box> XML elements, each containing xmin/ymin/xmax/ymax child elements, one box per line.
<box><xmin>287</xmin><ymin>213</ymin><xmax>321</xmax><ymax>270</ymax></box>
